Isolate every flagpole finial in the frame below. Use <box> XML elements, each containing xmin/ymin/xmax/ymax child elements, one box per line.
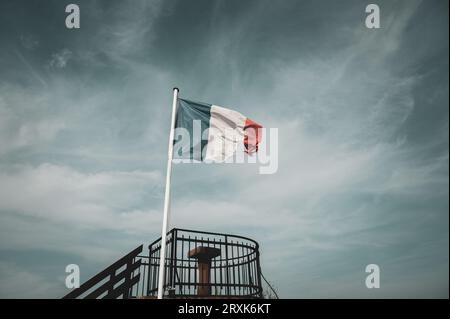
<box><xmin>173</xmin><ymin>87</ymin><xmax>179</xmax><ymax>92</ymax></box>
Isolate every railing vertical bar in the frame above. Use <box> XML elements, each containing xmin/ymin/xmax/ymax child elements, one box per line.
<box><xmin>188</xmin><ymin>235</ymin><xmax>191</xmax><ymax>296</ymax></box>
<box><xmin>149</xmin><ymin>254</ymin><xmax>153</xmax><ymax>296</ymax></box>
<box><xmin>256</xmin><ymin>244</ymin><xmax>262</xmax><ymax>298</ymax></box>
<box><xmin>141</xmin><ymin>259</ymin><xmax>145</xmax><ymax>297</ymax></box>
<box><xmin>169</xmin><ymin>231</ymin><xmax>174</xmax><ymax>292</ymax></box>
<box><xmin>151</xmin><ymin>249</ymin><xmax>155</xmax><ymax>295</ymax></box>
<box><xmin>213</xmin><ymin>237</ymin><xmax>216</xmax><ymax>296</ymax></box>
<box><xmin>181</xmin><ymin>234</ymin><xmax>185</xmax><ymax>295</ymax></box>
<box><xmin>253</xmin><ymin>247</ymin><xmax>258</xmax><ymax>296</ymax></box>
<box><xmin>194</xmin><ymin>236</ymin><xmax>198</xmax><ymax>295</ymax></box>
<box><xmin>219</xmin><ymin>237</ymin><xmax>223</xmax><ymax>294</ymax></box>
<box><xmin>247</xmin><ymin>246</ymin><xmax>251</xmax><ymax>296</ymax></box>
<box><xmin>237</xmin><ymin>242</ymin><xmax>241</xmax><ymax>295</ymax></box>
<box><xmin>230</xmin><ymin>240</ymin><xmax>235</xmax><ymax>295</ymax></box>
<box><xmin>154</xmin><ymin>246</ymin><xmax>159</xmax><ymax>295</ymax></box>
<box><xmin>244</xmin><ymin>244</ymin><xmax>247</xmax><ymax>296</ymax></box>
<box><xmin>246</xmin><ymin>245</ymin><xmax>250</xmax><ymax>296</ymax></box>
<box><xmin>225</xmin><ymin>235</ymin><xmax>230</xmax><ymax>296</ymax></box>
<box><xmin>166</xmin><ymin>235</ymin><xmax>171</xmax><ymax>294</ymax></box>
<box><xmin>173</xmin><ymin>229</ymin><xmax>178</xmax><ymax>295</ymax></box>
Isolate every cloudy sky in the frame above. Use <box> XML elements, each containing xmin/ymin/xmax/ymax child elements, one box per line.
<box><xmin>0</xmin><ymin>0</ymin><xmax>448</xmax><ymax>298</ymax></box>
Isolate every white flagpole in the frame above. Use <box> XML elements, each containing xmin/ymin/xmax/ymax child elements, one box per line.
<box><xmin>157</xmin><ymin>87</ymin><xmax>179</xmax><ymax>299</ymax></box>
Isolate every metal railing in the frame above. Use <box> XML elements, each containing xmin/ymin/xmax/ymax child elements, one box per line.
<box><xmin>63</xmin><ymin>245</ymin><xmax>143</xmax><ymax>299</ymax></box>
<box><xmin>139</xmin><ymin>228</ymin><xmax>263</xmax><ymax>298</ymax></box>
<box><xmin>63</xmin><ymin>228</ymin><xmax>264</xmax><ymax>299</ymax></box>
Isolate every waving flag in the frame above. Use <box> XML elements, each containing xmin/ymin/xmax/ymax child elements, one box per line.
<box><xmin>174</xmin><ymin>98</ymin><xmax>263</xmax><ymax>162</ymax></box>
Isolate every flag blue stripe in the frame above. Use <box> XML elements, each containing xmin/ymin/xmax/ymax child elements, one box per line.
<box><xmin>174</xmin><ymin>98</ymin><xmax>212</xmax><ymax>161</ymax></box>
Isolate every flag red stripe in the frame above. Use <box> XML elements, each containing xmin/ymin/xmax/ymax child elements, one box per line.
<box><xmin>243</xmin><ymin>118</ymin><xmax>262</xmax><ymax>154</ymax></box>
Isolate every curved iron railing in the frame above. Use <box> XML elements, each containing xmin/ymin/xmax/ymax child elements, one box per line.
<box><xmin>140</xmin><ymin>228</ymin><xmax>263</xmax><ymax>298</ymax></box>
<box><xmin>63</xmin><ymin>228</ymin><xmax>264</xmax><ymax>299</ymax></box>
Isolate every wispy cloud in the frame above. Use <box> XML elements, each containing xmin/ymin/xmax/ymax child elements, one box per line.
<box><xmin>48</xmin><ymin>49</ymin><xmax>72</xmax><ymax>68</ymax></box>
<box><xmin>0</xmin><ymin>261</ymin><xmax>63</xmax><ymax>298</ymax></box>
<box><xmin>19</xmin><ymin>34</ymin><xmax>39</xmax><ymax>50</ymax></box>
<box><xmin>0</xmin><ymin>0</ymin><xmax>447</xmax><ymax>298</ymax></box>
<box><xmin>14</xmin><ymin>50</ymin><xmax>48</xmax><ymax>87</ymax></box>
<box><xmin>0</xmin><ymin>163</ymin><xmax>163</xmax><ymax>233</ymax></box>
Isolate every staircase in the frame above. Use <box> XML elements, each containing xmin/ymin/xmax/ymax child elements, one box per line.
<box><xmin>63</xmin><ymin>228</ymin><xmax>278</xmax><ymax>299</ymax></box>
<box><xmin>63</xmin><ymin>245</ymin><xmax>143</xmax><ymax>299</ymax></box>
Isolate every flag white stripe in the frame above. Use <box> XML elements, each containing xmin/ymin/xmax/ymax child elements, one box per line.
<box><xmin>205</xmin><ymin>105</ymin><xmax>246</xmax><ymax>162</ymax></box>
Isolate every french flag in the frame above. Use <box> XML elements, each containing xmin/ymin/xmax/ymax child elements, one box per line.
<box><xmin>174</xmin><ymin>98</ymin><xmax>263</xmax><ymax>162</ymax></box>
